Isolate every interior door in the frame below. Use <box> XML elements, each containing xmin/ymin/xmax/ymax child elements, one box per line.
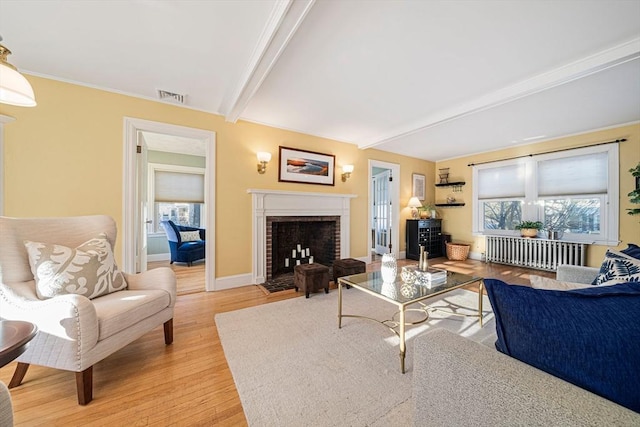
<box><xmin>136</xmin><ymin>133</ymin><xmax>149</xmax><ymax>273</ymax></box>
<box><xmin>373</xmin><ymin>170</ymin><xmax>392</xmax><ymax>255</ymax></box>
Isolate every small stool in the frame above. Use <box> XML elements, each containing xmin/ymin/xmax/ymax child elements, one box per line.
<box><xmin>294</xmin><ymin>263</ymin><xmax>330</xmax><ymax>298</ymax></box>
<box><xmin>333</xmin><ymin>258</ymin><xmax>366</xmax><ymax>289</ymax></box>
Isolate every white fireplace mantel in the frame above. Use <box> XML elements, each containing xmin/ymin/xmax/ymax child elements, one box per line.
<box><xmin>248</xmin><ymin>189</ymin><xmax>357</xmax><ymax>284</ymax></box>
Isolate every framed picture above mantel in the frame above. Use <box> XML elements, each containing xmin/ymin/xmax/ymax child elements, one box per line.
<box><xmin>278</xmin><ymin>146</ymin><xmax>335</xmax><ymax>186</ymax></box>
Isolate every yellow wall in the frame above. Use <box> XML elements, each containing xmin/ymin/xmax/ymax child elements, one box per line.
<box><xmin>435</xmin><ymin>123</ymin><xmax>640</xmax><ymax>267</ymax></box>
<box><xmin>0</xmin><ymin>76</ymin><xmax>434</xmax><ymax>278</ymax></box>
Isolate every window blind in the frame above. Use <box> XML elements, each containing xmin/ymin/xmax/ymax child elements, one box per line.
<box><xmin>477</xmin><ymin>164</ymin><xmax>525</xmax><ymax>199</ymax></box>
<box><xmin>538</xmin><ymin>152</ymin><xmax>607</xmax><ymax>196</ymax></box>
<box><xmin>155</xmin><ymin>171</ymin><xmax>204</xmax><ymax>203</ymax></box>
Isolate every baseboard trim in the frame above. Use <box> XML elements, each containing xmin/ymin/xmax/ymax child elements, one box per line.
<box><xmin>469</xmin><ymin>251</ymin><xmax>484</xmax><ymax>261</ymax></box>
<box><xmin>214</xmin><ymin>273</ymin><xmax>254</xmax><ymax>291</ymax></box>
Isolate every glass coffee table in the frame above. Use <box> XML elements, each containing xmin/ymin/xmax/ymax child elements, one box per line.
<box><xmin>337</xmin><ymin>269</ymin><xmax>484</xmax><ymax>373</ymax></box>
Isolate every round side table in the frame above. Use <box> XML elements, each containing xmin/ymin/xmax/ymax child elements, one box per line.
<box><xmin>0</xmin><ymin>320</ymin><xmax>38</xmax><ymax>368</ymax></box>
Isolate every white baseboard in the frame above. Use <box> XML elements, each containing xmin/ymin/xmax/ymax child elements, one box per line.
<box><xmin>468</xmin><ymin>251</ymin><xmax>484</xmax><ymax>261</ymax></box>
<box><xmin>213</xmin><ymin>273</ymin><xmax>254</xmax><ymax>291</ymax></box>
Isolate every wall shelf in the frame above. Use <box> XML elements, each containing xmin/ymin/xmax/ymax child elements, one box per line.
<box><xmin>435</xmin><ymin>203</ymin><xmax>466</xmax><ymax>207</ymax></box>
<box><xmin>435</xmin><ymin>181</ymin><xmax>465</xmax><ymax>187</ymax></box>
<box><xmin>435</xmin><ymin>181</ymin><xmax>465</xmax><ymax>192</ymax></box>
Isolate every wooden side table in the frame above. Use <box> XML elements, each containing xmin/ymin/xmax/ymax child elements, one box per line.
<box><xmin>0</xmin><ymin>320</ymin><xmax>37</xmax><ymax>368</ymax></box>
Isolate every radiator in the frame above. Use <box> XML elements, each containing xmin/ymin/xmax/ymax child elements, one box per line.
<box><xmin>485</xmin><ymin>236</ymin><xmax>586</xmax><ymax>271</ymax></box>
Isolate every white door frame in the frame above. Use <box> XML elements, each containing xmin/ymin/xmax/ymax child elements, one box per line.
<box><xmin>368</xmin><ymin>159</ymin><xmax>400</xmax><ymax>260</ymax></box>
<box><xmin>123</xmin><ymin>117</ymin><xmax>216</xmax><ymax>291</ymax></box>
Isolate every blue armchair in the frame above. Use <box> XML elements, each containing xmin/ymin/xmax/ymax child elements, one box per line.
<box><xmin>160</xmin><ymin>220</ymin><xmax>206</xmax><ymax>267</ymax></box>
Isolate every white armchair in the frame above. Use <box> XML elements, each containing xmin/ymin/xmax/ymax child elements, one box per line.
<box><xmin>0</xmin><ymin>215</ymin><xmax>176</xmax><ymax>405</ymax></box>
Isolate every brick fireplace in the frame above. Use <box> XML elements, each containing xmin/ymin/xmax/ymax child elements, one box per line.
<box><xmin>267</xmin><ymin>216</ymin><xmax>340</xmax><ymax>280</ymax></box>
<box><xmin>248</xmin><ymin>189</ymin><xmax>356</xmax><ymax>284</ymax></box>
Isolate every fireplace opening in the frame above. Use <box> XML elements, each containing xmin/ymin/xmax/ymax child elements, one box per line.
<box><xmin>264</xmin><ymin>216</ymin><xmax>340</xmax><ymax>291</ymax></box>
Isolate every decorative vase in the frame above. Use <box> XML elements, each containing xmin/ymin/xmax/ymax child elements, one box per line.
<box><xmin>381</xmin><ymin>280</ymin><xmax>398</xmax><ymax>299</ymax></box>
<box><xmin>419</xmin><ymin>246</ymin><xmax>429</xmax><ymax>271</ymax></box>
<box><xmin>380</xmin><ymin>253</ymin><xmax>397</xmax><ymax>283</ymax></box>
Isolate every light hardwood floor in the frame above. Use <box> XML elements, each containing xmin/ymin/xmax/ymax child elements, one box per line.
<box><xmin>148</xmin><ymin>261</ymin><xmax>206</xmax><ymax>295</ymax></box>
<box><xmin>1</xmin><ymin>258</ymin><xmax>553</xmax><ymax>426</ymax></box>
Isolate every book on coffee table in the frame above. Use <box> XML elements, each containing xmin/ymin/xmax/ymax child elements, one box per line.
<box><xmin>401</xmin><ymin>265</ymin><xmax>448</xmax><ymax>286</ymax></box>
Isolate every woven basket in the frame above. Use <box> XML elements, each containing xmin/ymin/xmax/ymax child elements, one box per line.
<box><xmin>446</xmin><ymin>243</ymin><xmax>470</xmax><ymax>261</ymax></box>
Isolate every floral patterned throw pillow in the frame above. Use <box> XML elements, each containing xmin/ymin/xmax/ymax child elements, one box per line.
<box><xmin>25</xmin><ymin>233</ymin><xmax>127</xmax><ymax>299</ymax></box>
<box><xmin>179</xmin><ymin>230</ymin><xmax>201</xmax><ymax>242</ymax></box>
<box><xmin>592</xmin><ymin>249</ymin><xmax>640</xmax><ymax>286</ymax></box>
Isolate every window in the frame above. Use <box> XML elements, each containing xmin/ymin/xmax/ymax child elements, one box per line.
<box><xmin>542</xmin><ymin>197</ymin><xmax>601</xmax><ymax>235</ymax></box>
<box><xmin>149</xmin><ymin>164</ymin><xmax>205</xmax><ymax>233</ymax></box>
<box><xmin>156</xmin><ymin>202</ymin><xmax>203</xmax><ymax>231</ymax></box>
<box><xmin>472</xmin><ymin>144</ymin><xmax>619</xmax><ymax>244</ymax></box>
<box><xmin>482</xmin><ymin>200</ymin><xmax>522</xmax><ymax>231</ymax></box>
<box><xmin>476</xmin><ymin>163</ymin><xmax>525</xmax><ymax>231</ymax></box>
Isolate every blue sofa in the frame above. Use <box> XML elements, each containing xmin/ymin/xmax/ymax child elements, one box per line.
<box><xmin>485</xmin><ymin>277</ymin><xmax>640</xmax><ymax>413</ymax></box>
<box><xmin>160</xmin><ymin>220</ymin><xmax>206</xmax><ymax>267</ymax></box>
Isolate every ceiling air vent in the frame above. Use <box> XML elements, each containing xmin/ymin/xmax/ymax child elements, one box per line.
<box><xmin>157</xmin><ymin>89</ymin><xmax>187</xmax><ymax>105</ymax></box>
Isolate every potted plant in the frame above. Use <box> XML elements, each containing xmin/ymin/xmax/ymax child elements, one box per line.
<box><xmin>418</xmin><ymin>203</ymin><xmax>437</xmax><ymax>219</ymax></box>
<box><xmin>514</xmin><ymin>221</ymin><xmax>544</xmax><ymax>238</ymax></box>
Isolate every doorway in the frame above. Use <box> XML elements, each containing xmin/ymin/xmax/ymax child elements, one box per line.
<box><xmin>368</xmin><ymin>160</ymin><xmax>400</xmax><ymax>262</ymax></box>
<box><xmin>123</xmin><ymin>118</ymin><xmax>216</xmax><ymax>291</ymax></box>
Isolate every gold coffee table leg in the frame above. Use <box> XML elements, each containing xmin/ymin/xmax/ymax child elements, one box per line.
<box><xmin>338</xmin><ymin>280</ymin><xmax>343</xmax><ymax>329</ymax></box>
<box><xmin>399</xmin><ymin>307</ymin><xmax>406</xmax><ymax>374</ymax></box>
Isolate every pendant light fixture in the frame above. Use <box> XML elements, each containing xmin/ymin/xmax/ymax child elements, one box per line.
<box><xmin>0</xmin><ymin>35</ymin><xmax>36</xmax><ymax>107</ymax></box>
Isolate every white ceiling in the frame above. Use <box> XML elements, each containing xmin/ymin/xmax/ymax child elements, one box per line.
<box><xmin>1</xmin><ymin>0</ymin><xmax>639</xmax><ymax>161</ymax></box>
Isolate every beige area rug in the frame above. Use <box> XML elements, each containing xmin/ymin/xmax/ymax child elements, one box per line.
<box><xmin>215</xmin><ymin>288</ymin><xmax>496</xmax><ymax>427</ymax></box>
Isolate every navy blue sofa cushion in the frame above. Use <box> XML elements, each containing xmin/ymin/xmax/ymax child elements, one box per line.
<box><xmin>484</xmin><ymin>279</ymin><xmax>640</xmax><ymax>413</ymax></box>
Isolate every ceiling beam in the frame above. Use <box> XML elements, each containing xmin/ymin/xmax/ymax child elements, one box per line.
<box><xmin>360</xmin><ymin>37</ymin><xmax>640</xmax><ymax>149</ymax></box>
<box><xmin>220</xmin><ymin>0</ymin><xmax>315</xmax><ymax>123</ymax></box>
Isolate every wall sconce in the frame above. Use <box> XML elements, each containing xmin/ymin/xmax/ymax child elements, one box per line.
<box><xmin>341</xmin><ymin>164</ymin><xmax>354</xmax><ymax>182</ymax></box>
<box><xmin>407</xmin><ymin>196</ymin><xmax>422</xmax><ymax>219</ymax></box>
<box><xmin>257</xmin><ymin>152</ymin><xmax>271</xmax><ymax>174</ymax></box>
<box><xmin>0</xmin><ymin>35</ymin><xmax>37</xmax><ymax>107</ymax></box>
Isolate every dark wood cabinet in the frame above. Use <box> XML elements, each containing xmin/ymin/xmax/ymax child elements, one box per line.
<box><xmin>406</xmin><ymin>219</ymin><xmax>442</xmax><ymax>260</ymax></box>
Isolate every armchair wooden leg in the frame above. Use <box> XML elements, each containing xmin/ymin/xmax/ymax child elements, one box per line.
<box><xmin>164</xmin><ymin>319</ymin><xmax>174</xmax><ymax>345</ymax></box>
<box><xmin>76</xmin><ymin>367</ymin><xmax>93</xmax><ymax>405</ymax></box>
<box><xmin>8</xmin><ymin>362</ymin><xmax>30</xmax><ymax>388</ymax></box>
